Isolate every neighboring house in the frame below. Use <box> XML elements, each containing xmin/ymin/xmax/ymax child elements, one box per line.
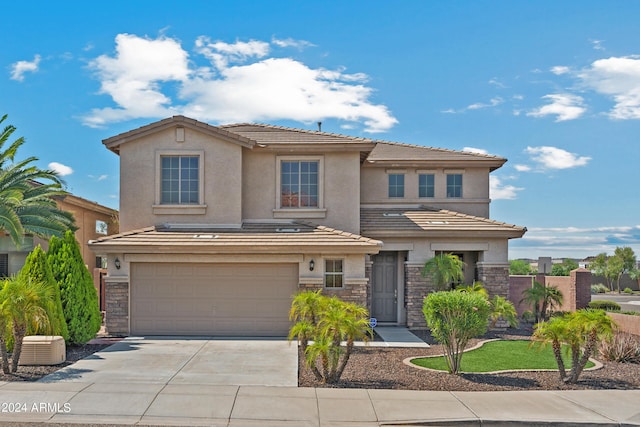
<box><xmin>0</xmin><ymin>192</ymin><xmax>118</xmax><ymax>276</ymax></box>
<box><xmin>89</xmin><ymin>116</ymin><xmax>526</xmax><ymax>337</ymax></box>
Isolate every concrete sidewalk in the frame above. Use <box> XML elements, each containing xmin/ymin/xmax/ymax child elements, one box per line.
<box><xmin>0</xmin><ymin>383</ymin><xmax>638</xmax><ymax>426</ymax></box>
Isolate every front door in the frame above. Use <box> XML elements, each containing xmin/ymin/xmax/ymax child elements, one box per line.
<box><xmin>371</xmin><ymin>252</ymin><xmax>398</xmax><ymax>322</ymax></box>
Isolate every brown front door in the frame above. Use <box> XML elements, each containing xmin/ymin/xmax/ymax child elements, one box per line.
<box><xmin>371</xmin><ymin>252</ymin><xmax>398</xmax><ymax>322</ymax></box>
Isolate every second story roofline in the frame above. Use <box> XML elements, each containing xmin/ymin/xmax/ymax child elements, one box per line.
<box><xmin>103</xmin><ymin>116</ymin><xmax>507</xmax><ymax>171</ymax></box>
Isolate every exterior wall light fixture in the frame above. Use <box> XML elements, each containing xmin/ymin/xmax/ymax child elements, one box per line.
<box><xmin>114</xmin><ymin>257</ymin><xmax>121</xmax><ymax>270</ymax></box>
<box><xmin>309</xmin><ymin>259</ymin><xmax>315</xmax><ymax>271</ymax></box>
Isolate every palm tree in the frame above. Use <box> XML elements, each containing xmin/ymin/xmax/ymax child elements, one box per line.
<box><xmin>289</xmin><ymin>291</ymin><xmax>371</xmax><ymax>384</ymax></box>
<box><xmin>421</xmin><ymin>253</ymin><xmax>465</xmax><ymax>290</ymax></box>
<box><xmin>0</xmin><ymin>275</ymin><xmax>52</xmax><ymax>372</ymax></box>
<box><xmin>566</xmin><ymin>309</ymin><xmax>616</xmax><ymax>383</ymax></box>
<box><xmin>519</xmin><ymin>281</ymin><xmax>563</xmax><ymax>323</ymax></box>
<box><xmin>0</xmin><ymin>114</ymin><xmax>75</xmax><ymax>247</ymax></box>
<box><xmin>531</xmin><ymin>316</ymin><xmax>568</xmax><ymax>380</ymax></box>
<box><xmin>488</xmin><ymin>295</ymin><xmax>519</xmax><ymax>329</ymax></box>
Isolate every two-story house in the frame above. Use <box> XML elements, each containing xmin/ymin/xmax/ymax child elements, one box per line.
<box><xmin>89</xmin><ymin>116</ymin><xmax>525</xmax><ymax>337</ymax></box>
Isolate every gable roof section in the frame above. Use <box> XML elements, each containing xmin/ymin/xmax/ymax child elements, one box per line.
<box><xmin>88</xmin><ymin>221</ymin><xmax>381</xmax><ymax>254</ymax></box>
<box><xmin>361</xmin><ymin>207</ymin><xmax>526</xmax><ymax>239</ymax></box>
<box><xmin>102</xmin><ymin>116</ymin><xmax>255</xmax><ymax>154</ymax></box>
<box><xmin>365</xmin><ymin>142</ymin><xmax>506</xmax><ymax>171</ymax></box>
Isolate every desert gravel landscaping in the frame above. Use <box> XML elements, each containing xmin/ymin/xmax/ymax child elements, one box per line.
<box><xmin>3</xmin><ymin>327</ymin><xmax>639</xmax><ymax>391</ymax></box>
<box><xmin>299</xmin><ymin>326</ymin><xmax>640</xmax><ymax>391</ymax></box>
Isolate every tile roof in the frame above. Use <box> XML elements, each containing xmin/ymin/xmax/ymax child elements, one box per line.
<box><xmin>367</xmin><ymin>141</ymin><xmax>504</xmax><ymax>161</ymax></box>
<box><xmin>102</xmin><ymin>116</ymin><xmax>505</xmax><ymax>168</ymax></box>
<box><xmin>220</xmin><ymin>123</ymin><xmax>377</xmax><ymax>145</ymax></box>
<box><xmin>360</xmin><ymin>207</ymin><xmax>526</xmax><ymax>238</ymax></box>
<box><xmin>88</xmin><ymin>221</ymin><xmax>381</xmax><ymax>254</ymax></box>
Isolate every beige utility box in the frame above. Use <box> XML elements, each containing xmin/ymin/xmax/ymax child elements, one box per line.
<box><xmin>18</xmin><ymin>335</ymin><xmax>66</xmax><ymax>366</ymax></box>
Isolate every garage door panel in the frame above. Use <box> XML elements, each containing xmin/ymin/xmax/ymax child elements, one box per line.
<box><xmin>131</xmin><ymin>263</ymin><xmax>298</xmax><ymax>336</ymax></box>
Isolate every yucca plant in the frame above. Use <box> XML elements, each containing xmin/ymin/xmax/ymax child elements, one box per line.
<box><xmin>599</xmin><ymin>332</ymin><xmax>640</xmax><ymax>364</ymax></box>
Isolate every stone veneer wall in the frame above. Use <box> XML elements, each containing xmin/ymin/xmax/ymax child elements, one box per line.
<box><xmin>298</xmin><ymin>282</ymin><xmax>367</xmax><ymax>306</ymax></box>
<box><xmin>104</xmin><ymin>278</ymin><xmax>129</xmax><ymax>336</ymax></box>
<box><xmin>405</xmin><ymin>264</ymin><xmax>435</xmax><ymax>329</ymax></box>
<box><xmin>477</xmin><ymin>264</ymin><xmax>510</xmax><ymax>298</ymax></box>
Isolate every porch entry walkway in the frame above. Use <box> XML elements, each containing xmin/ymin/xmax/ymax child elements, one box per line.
<box><xmin>372</xmin><ymin>326</ymin><xmax>429</xmax><ymax>348</ymax></box>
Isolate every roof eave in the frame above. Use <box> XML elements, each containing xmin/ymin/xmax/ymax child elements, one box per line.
<box><xmin>361</xmin><ymin>229</ymin><xmax>526</xmax><ymax>239</ymax></box>
<box><xmin>87</xmin><ymin>241</ymin><xmax>381</xmax><ymax>255</ymax></box>
<box><xmin>363</xmin><ymin>159</ymin><xmax>507</xmax><ymax>170</ymax></box>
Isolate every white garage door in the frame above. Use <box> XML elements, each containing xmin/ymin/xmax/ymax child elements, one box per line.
<box><xmin>130</xmin><ymin>263</ymin><xmax>299</xmax><ymax>336</ymax></box>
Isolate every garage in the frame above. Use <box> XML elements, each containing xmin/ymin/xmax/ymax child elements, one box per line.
<box><xmin>130</xmin><ymin>262</ymin><xmax>299</xmax><ymax>336</ymax></box>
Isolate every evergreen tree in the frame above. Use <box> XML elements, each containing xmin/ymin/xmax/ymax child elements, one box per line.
<box><xmin>46</xmin><ymin>230</ymin><xmax>101</xmax><ymax>344</ymax></box>
<box><xmin>18</xmin><ymin>245</ymin><xmax>69</xmax><ymax>341</ymax></box>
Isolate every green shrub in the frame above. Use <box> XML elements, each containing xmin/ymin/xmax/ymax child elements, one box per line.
<box><xmin>623</xmin><ymin>287</ymin><xmax>634</xmax><ymax>294</ymax></box>
<box><xmin>588</xmin><ymin>300</ymin><xmax>621</xmax><ymax>312</ymax></box>
<box><xmin>591</xmin><ymin>284</ymin><xmax>609</xmax><ymax>294</ymax></box>
<box><xmin>599</xmin><ymin>333</ymin><xmax>640</xmax><ymax>363</ymax></box>
<box><xmin>423</xmin><ymin>290</ymin><xmax>491</xmax><ymax>374</ymax></box>
<box><xmin>18</xmin><ymin>245</ymin><xmax>69</xmax><ymax>342</ymax></box>
<box><xmin>46</xmin><ymin>230</ymin><xmax>101</xmax><ymax>344</ymax></box>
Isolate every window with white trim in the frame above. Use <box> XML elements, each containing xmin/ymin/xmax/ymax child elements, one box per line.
<box><xmin>280</xmin><ymin>160</ymin><xmax>319</xmax><ymax>208</ymax></box>
<box><xmin>446</xmin><ymin>174</ymin><xmax>463</xmax><ymax>198</ymax></box>
<box><xmin>324</xmin><ymin>259</ymin><xmax>344</xmax><ymax>288</ymax></box>
<box><xmin>161</xmin><ymin>155</ymin><xmax>200</xmax><ymax>204</ymax></box>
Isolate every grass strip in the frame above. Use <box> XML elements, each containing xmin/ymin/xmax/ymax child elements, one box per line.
<box><xmin>411</xmin><ymin>340</ymin><xmax>595</xmax><ymax>373</ymax></box>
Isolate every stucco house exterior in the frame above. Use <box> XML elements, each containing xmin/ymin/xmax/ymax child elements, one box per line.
<box><xmin>89</xmin><ymin>116</ymin><xmax>525</xmax><ymax>336</ymax></box>
<box><xmin>0</xmin><ymin>191</ymin><xmax>118</xmax><ymax>277</ymax></box>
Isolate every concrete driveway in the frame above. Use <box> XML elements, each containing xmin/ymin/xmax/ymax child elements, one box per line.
<box><xmin>40</xmin><ymin>337</ymin><xmax>298</xmax><ymax>386</ymax></box>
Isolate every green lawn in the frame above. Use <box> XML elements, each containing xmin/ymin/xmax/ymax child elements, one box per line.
<box><xmin>411</xmin><ymin>340</ymin><xmax>595</xmax><ymax>373</ymax></box>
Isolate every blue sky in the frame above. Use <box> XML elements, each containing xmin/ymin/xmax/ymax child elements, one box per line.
<box><xmin>4</xmin><ymin>1</ymin><xmax>640</xmax><ymax>260</ymax></box>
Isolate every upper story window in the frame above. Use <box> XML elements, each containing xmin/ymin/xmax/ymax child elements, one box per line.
<box><xmin>388</xmin><ymin>174</ymin><xmax>404</xmax><ymax>198</ymax></box>
<box><xmin>281</xmin><ymin>160</ymin><xmax>319</xmax><ymax>208</ymax></box>
<box><xmin>446</xmin><ymin>174</ymin><xmax>463</xmax><ymax>198</ymax></box>
<box><xmin>161</xmin><ymin>155</ymin><xmax>200</xmax><ymax>204</ymax></box>
<box><xmin>324</xmin><ymin>259</ymin><xmax>344</xmax><ymax>288</ymax></box>
<box><xmin>95</xmin><ymin>220</ymin><xmax>108</xmax><ymax>235</ymax></box>
<box><xmin>419</xmin><ymin>174</ymin><xmax>435</xmax><ymax>198</ymax></box>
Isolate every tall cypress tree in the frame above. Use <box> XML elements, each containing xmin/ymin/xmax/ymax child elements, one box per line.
<box><xmin>18</xmin><ymin>245</ymin><xmax>69</xmax><ymax>341</ymax></box>
<box><xmin>46</xmin><ymin>230</ymin><xmax>101</xmax><ymax>344</ymax></box>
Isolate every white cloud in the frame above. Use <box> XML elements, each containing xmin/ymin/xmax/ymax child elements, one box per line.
<box><xmin>527</xmin><ymin>93</ymin><xmax>586</xmax><ymax>121</ymax></box>
<box><xmin>591</xmin><ymin>39</ymin><xmax>605</xmax><ymax>51</ymax></box>
<box><xmin>524</xmin><ymin>146</ymin><xmax>591</xmax><ymax>170</ymax></box>
<box><xmin>490</xmin><ymin>175</ymin><xmax>523</xmax><ymax>200</ymax></box>
<box><xmin>443</xmin><ymin>97</ymin><xmax>503</xmax><ymax>114</ymax></box>
<box><xmin>49</xmin><ymin>162</ymin><xmax>73</xmax><ymax>176</ymax></box>
<box><xmin>579</xmin><ymin>56</ymin><xmax>640</xmax><ymax>120</ymax></box>
<box><xmin>10</xmin><ymin>54</ymin><xmax>41</xmax><ymax>81</ymax></box>
<box><xmin>195</xmin><ymin>37</ymin><xmax>270</xmax><ymax>69</ymax></box>
<box><xmin>82</xmin><ymin>34</ymin><xmax>397</xmax><ymax>133</ymax></box>
<box><xmin>550</xmin><ymin>65</ymin><xmax>570</xmax><ymax>75</ymax></box>
<box><xmin>83</xmin><ymin>34</ymin><xmax>191</xmax><ymax>127</ymax></box>
<box><xmin>466</xmin><ymin>97</ymin><xmax>503</xmax><ymax>110</ymax></box>
<box><xmin>271</xmin><ymin>37</ymin><xmax>315</xmax><ymax>50</ymax></box>
<box><xmin>514</xmin><ymin>164</ymin><xmax>531</xmax><ymax>172</ymax></box>
<box><xmin>89</xmin><ymin>174</ymin><xmax>108</xmax><ymax>181</ymax></box>
<box><xmin>463</xmin><ymin>147</ymin><xmax>488</xmax><ymax>155</ymax></box>
<box><xmin>488</xmin><ymin>78</ymin><xmax>507</xmax><ymax>88</ymax></box>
